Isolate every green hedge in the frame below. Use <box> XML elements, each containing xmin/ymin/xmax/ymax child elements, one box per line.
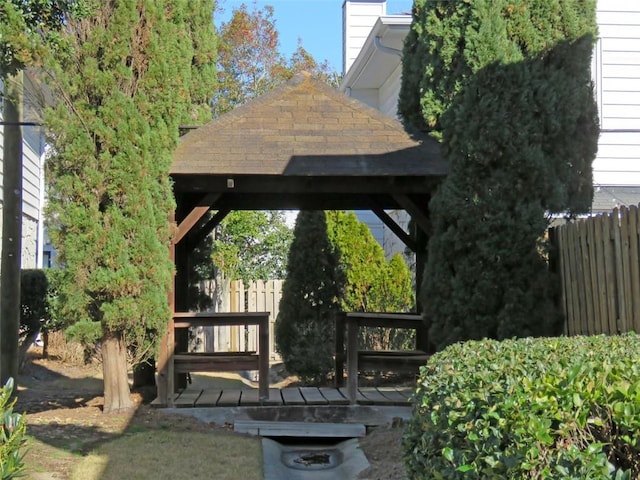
<box><xmin>20</xmin><ymin>269</ymin><xmax>49</xmax><ymax>335</ymax></box>
<box><xmin>404</xmin><ymin>334</ymin><xmax>640</xmax><ymax>479</ymax></box>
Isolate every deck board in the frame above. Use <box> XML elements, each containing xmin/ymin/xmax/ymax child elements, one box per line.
<box><xmin>263</xmin><ymin>389</ymin><xmax>284</xmax><ymax>406</ymax></box>
<box><xmin>299</xmin><ymin>387</ymin><xmax>329</xmax><ymax>405</ymax></box>
<box><xmin>376</xmin><ymin>386</ymin><xmax>411</xmax><ymax>403</ymax></box>
<box><xmin>338</xmin><ymin>387</ymin><xmax>369</xmax><ymax>404</ymax></box>
<box><xmin>240</xmin><ymin>389</ymin><xmax>261</xmax><ymax>406</ymax></box>
<box><xmin>174</xmin><ymin>389</ymin><xmax>203</xmax><ymax>408</ymax></box>
<box><xmin>217</xmin><ymin>388</ymin><xmax>242</xmax><ymax>406</ymax></box>
<box><xmin>165</xmin><ymin>386</ymin><xmax>413</xmax><ymax>407</ymax></box>
<box><xmin>395</xmin><ymin>387</ymin><xmax>414</xmax><ymax>401</ymax></box>
<box><xmin>196</xmin><ymin>389</ymin><xmax>222</xmax><ymax>407</ymax></box>
<box><xmin>280</xmin><ymin>387</ymin><xmax>306</xmax><ymax>405</ymax></box>
<box><xmin>319</xmin><ymin>387</ymin><xmax>349</xmax><ymax>405</ymax></box>
<box><xmin>359</xmin><ymin>387</ymin><xmax>395</xmax><ymax>405</ymax></box>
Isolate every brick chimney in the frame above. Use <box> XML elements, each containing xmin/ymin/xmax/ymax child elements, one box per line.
<box><xmin>342</xmin><ymin>0</ymin><xmax>386</xmax><ymax>75</ymax></box>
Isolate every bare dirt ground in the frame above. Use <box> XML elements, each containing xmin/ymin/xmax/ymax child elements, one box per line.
<box><xmin>15</xmin><ymin>348</ymin><xmax>406</xmax><ymax>479</ymax></box>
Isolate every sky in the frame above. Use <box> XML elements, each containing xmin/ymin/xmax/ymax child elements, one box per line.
<box><xmin>215</xmin><ymin>0</ymin><xmax>413</xmax><ymax>74</ymax></box>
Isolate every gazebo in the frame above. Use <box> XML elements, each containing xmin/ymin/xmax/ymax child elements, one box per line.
<box><xmin>156</xmin><ymin>72</ymin><xmax>447</xmax><ymax>406</ymax></box>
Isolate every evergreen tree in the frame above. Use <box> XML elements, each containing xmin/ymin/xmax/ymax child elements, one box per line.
<box><xmin>326</xmin><ymin>210</ymin><xmax>415</xmax><ymax>350</ymax></box>
<box><xmin>275</xmin><ymin>211</ymin><xmax>343</xmax><ymax>383</ymax></box>
<box><xmin>326</xmin><ymin>211</ymin><xmax>414</xmax><ymax>313</ymax></box>
<box><xmin>43</xmin><ymin>1</ymin><xmax>216</xmax><ymax>413</ymax></box>
<box><xmin>399</xmin><ymin>0</ymin><xmax>599</xmax><ymax>350</ymax></box>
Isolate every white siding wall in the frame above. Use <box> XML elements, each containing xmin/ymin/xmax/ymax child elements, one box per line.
<box><xmin>378</xmin><ymin>63</ymin><xmax>403</xmax><ymax>117</ymax></box>
<box><xmin>349</xmin><ymin>88</ymin><xmax>379</xmax><ymax>109</ymax></box>
<box><xmin>343</xmin><ymin>0</ymin><xmax>386</xmax><ymax>74</ymax></box>
<box><xmin>593</xmin><ymin>0</ymin><xmax>640</xmax><ymax>186</ymax></box>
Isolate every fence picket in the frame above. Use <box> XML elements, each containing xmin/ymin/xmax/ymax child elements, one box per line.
<box><xmin>593</xmin><ymin>215</ymin><xmax>609</xmax><ymax>335</ymax></box>
<box><xmin>627</xmin><ymin>206</ymin><xmax>640</xmax><ymax>328</ymax></box>
<box><xmin>579</xmin><ymin>220</ymin><xmax>595</xmax><ymax>334</ymax></box>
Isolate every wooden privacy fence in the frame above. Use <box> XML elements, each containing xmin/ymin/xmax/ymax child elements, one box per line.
<box><xmin>191</xmin><ymin>279</ymin><xmax>283</xmax><ymax>361</ymax></box>
<box><xmin>552</xmin><ymin>205</ymin><xmax>640</xmax><ymax>336</ymax></box>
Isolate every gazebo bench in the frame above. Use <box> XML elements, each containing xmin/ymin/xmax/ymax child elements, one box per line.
<box><xmin>171</xmin><ymin>312</ymin><xmax>270</xmax><ymax>402</ymax></box>
<box><xmin>335</xmin><ymin>312</ymin><xmax>430</xmax><ymax>403</ymax></box>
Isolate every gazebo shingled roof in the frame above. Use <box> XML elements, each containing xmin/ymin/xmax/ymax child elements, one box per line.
<box><xmin>171</xmin><ymin>71</ymin><xmax>446</xmax><ymax>179</ymax></box>
<box><xmin>170</xmin><ymin>72</ymin><xmax>447</xmax><ymax>213</ymax></box>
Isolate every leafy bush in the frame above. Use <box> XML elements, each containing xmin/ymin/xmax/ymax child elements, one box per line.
<box><xmin>0</xmin><ymin>379</ymin><xmax>27</xmax><ymax>479</ymax></box>
<box><xmin>404</xmin><ymin>334</ymin><xmax>640</xmax><ymax>479</ymax></box>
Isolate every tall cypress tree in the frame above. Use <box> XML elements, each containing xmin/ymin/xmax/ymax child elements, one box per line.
<box><xmin>44</xmin><ymin>1</ymin><xmax>216</xmax><ymax>413</ymax></box>
<box><xmin>399</xmin><ymin>0</ymin><xmax>599</xmax><ymax>350</ymax></box>
<box><xmin>275</xmin><ymin>211</ymin><xmax>343</xmax><ymax>383</ymax></box>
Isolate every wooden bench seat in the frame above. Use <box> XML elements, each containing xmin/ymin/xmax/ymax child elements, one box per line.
<box><xmin>173</xmin><ymin>352</ymin><xmax>259</xmax><ymax>373</ymax></box>
<box><xmin>357</xmin><ymin>350</ymin><xmax>430</xmax><ymax>373</ymax></box>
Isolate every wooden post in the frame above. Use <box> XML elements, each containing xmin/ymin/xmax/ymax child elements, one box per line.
<box><xmin>334</xmin><ymin>312</ymin><xmax>345</xmax><ymax>387</ymax></box>
<box><xmin>258</xmin><ymin>313</ymin><xmax>269</xmax><ymax>402</ymax></box>
<box><xmin>346</xmin><ymin>315</ymin><xmax>359</xmax><ymax>404</ymax></box>
<box><xmin>156</xmin><ymin>225</ymin><xmax>176</xmax><ymax>407</ymax></box>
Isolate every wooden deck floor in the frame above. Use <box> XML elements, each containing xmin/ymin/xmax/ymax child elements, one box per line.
<box><xmin>172</xmin><ymin>386</ymin><xmax>414</xmax><ymax>408</ymax></box>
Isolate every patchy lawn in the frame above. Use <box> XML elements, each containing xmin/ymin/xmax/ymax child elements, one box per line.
<box><xmin>16</xmin><ymin>350</ymin><xmax>406</xmax><ymax>479</ymax></box>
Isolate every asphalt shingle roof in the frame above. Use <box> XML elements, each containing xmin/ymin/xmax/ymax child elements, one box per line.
<box><xmin>171</xmin><ymin>72</ymin><xmax>446</xmax><ymax>177</ymax></box>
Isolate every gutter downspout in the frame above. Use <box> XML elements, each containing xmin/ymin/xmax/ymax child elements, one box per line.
<box><xmin>374</xmin><ymin>35</ymin><xmax>402</xmax><ymax>56</ymax></box>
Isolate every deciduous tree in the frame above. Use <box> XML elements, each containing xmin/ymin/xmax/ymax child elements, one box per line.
<box><xmin>43</xmin><ymin>0</ymin><xmax>216</xmax><ymax>413</ymax></box>
<box><xmin>209</xmin><ymin>2</ymin><xmax>333</xmax><ymax>286</ymax></box>
<box><xmin>213</xmin><ymin>2</ymin><xmax>334</xmax><ymax>117</ymax></box>
<box><xmin>212</xmin><ymin>210</ymin><xmax>292</xmax><ymax>283</ymax></box>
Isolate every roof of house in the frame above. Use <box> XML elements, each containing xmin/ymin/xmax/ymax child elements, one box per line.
<box><xmin>171</xmin><ymin>71</ymin><xmax>445</xmax><ymax>178</ymax></box>
<box><xmin>592</xmin><ymin>186</ymin><xmax>640</xmax><ymax>213</ymax></box>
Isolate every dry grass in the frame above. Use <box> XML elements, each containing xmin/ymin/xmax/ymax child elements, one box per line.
<box><xmin>70</xmin><ymin>430</ymin><xmax>262</xmax><ymax>480</ymax></box>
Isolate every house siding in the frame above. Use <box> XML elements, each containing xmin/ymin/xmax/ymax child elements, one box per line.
<box><xmin>593</xmin><ymin>0</ymin><xmax>640</xmax><ymax>186</ymax></box>
<box><xmin>343</xmin><ymin>1</ymin><xmax>386</xmax><ymax>74</ymax></box>
<box><xmin>378</xmin><ymin>64</ymin><xmax>402</xmax><ymax>117</ymax></box>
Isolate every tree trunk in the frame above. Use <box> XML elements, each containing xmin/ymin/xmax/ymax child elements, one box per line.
<box><xmin>1</xmin><ymin>71</ymin><xmax>23</xmax><ymax>385</ymax></box>
<box><xmin>101</xmin><ymin>332</ymin><xmax>133</xmax><ymax>414</ymax></box>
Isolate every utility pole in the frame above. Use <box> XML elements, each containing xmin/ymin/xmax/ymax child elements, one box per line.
<box><xmin>1</xmin><ymin>71</ymin><xmax>24</xmax><ymax>384</ymax></box>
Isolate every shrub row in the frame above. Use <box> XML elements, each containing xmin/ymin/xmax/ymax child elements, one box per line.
<box><xmin>403</xmin><ymin>334</ymin><xmax>640</xmax><ymax>479</ymax></box>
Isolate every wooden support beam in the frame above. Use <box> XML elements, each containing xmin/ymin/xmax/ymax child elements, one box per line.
<box><xmin>371</xmin><ymin>207</ymin><xmax>417</xmax><ymax>252</ymax></box>
<box><xmin>174</xmin><ymin>193</ymin><xmax>221</xmax><ymax>244</ymax></box>
<box><xmin>393</xmin><ymin>194</ymin><xmax>430</xmax><ymax>236</ymax></box>
<box><xmin>188</xmin><ymin>208</ymin><xmax>231</xmax><ymax>249</ymax></box>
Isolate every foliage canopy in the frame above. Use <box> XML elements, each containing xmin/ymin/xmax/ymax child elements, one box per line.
<box><xmin>212</xmin><ymin>211</ymin><xmax>292</xmax><ymax>283</ymax></box>
<box><xmin>399</xmin><ymin>0</ymin><xmax>599</xmax><ymax>350</ymax></box>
